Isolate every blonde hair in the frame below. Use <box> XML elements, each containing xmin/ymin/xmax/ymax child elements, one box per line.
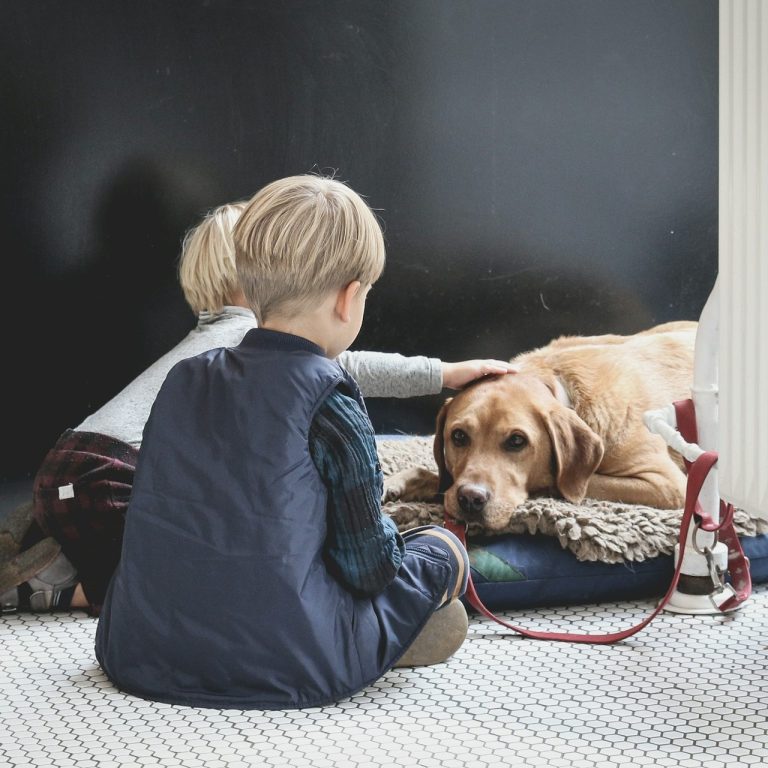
<box><xmin>232</xmin><ymin>174</ymin><xmax>386</xmax><ymax>324</ymax></box>
<box><xmin>178</xmin><ymin>201</ymin><xmax>248</xmax><ymax>314</ymax></box>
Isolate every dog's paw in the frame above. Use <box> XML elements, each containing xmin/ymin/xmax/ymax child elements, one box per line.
<box><xmin>382</xmin><ymin>467</ymin><xmax>441</xmax><ymax>503</ymax></box>
<box><xmin>384</xmin><ymin>501</ymin><xmax>446</xmax><ymax>531</ymax></box>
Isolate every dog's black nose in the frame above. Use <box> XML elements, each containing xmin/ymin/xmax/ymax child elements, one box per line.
<box><xmin>457</xmin><ymin>484</ymin><xmax>490</xmax><ymax>516</ymax></box>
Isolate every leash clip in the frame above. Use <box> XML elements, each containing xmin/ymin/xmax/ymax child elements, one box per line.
<box><xmin>691</xmin><ymin>519</ymin><xmax>719</xmax><ymax>556</ymax></box>
<box><xmin>701</xmin><ymin>546</ymin><xmax>740</xmax><ymax>612</ymax></box>
<box><xmin>702</xmin><ymin>546</ymin><xmax>726</xmax><ymax>593</ymax></box>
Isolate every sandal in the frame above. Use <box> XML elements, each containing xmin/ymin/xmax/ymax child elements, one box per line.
<box><xmin>0</xmin><ymin>501</ymin><xmax>78</xmax><ymax>612</ymax></box>
<box><xmin>1</xmin><ymin>544</ymin><xmax>79</xmax><ymax>612</ymax></box>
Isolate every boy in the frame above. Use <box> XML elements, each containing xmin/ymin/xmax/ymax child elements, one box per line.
<box><xmin>94</xmin><ymin>175</ymin><xmax>471</xmax><ymax>709</ymax></box>
<box><xmin>1</xmin><ymin>196</ymin><xmax>512</xmax><ymax>616</ymax></box>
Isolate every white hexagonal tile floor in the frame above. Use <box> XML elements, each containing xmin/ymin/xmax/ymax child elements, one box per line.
<box><xmin>2</xmin><ymin>586</ymin><xmax>767</xmax><ymax>767</ymax></box>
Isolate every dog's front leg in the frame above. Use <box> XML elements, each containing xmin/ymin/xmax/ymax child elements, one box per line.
<box><xmin>382</xmin><ymin>467</ymin><xmax>441</xmax><ymax>503</ymax></box>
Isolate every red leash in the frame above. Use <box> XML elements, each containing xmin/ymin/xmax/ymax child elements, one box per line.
<box><xmin>671</xmin><ymin>399</ymin><xmax>751</xmax><ymax>611</ymax></box>
<box><xmin>444</xmin><ymin>398</ymin><xmax>751</xmax><ymax>643</ymax></box>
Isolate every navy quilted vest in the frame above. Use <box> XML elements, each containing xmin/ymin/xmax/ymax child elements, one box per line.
<box><xmin>95</xmin><ymin>328</ymin><xmax>444</xmax><ymax>709</ymax></box>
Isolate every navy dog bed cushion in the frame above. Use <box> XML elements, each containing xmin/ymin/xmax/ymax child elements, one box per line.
<box><xmin>466</xmin><ymin>532</ymin><xmax>768</xmax><ymax>610</ymax></box>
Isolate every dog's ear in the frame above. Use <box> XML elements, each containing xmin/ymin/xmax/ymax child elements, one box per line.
<box><xmin>433</xmin><ymin>397</ymin><xmax>454</xmax><ymax>493</ymax></box>
<box><xmin>545</xmin><ymin>408</ymin><xmax>604</xmax><ymax>503</ymax></box>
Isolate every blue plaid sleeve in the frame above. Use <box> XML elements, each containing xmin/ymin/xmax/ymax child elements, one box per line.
<box><xmin>309</xmin><ymin>388</ymin><xmax>405</xmax><ymax>597</ymax></box>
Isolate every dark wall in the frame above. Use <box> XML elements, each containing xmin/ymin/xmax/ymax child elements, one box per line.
<box><xmin>1</xmin><ymin>0</ymin><xmax>718</xmax><ymax>482</ymax></box>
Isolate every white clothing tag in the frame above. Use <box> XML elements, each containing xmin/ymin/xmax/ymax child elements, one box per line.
<box><xmin>58</xmin><ymin>484</ymin><xmax>75</xmax><ymax>500</ymax></box>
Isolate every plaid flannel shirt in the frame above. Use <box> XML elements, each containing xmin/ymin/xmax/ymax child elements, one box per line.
<box><xmin>309</xmin><ymin>389</ymin><xmax>405</xmax><ymax>596</ymax></box>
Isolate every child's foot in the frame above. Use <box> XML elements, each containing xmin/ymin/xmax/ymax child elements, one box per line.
<box><xmin>393</xmin><ymin>598</ymin><xmax>469</xmax><ymax>668</ymax></box>
<box><xmin>1</xmin><ymin>547</ymin><xmax>79</xmax><ymax>612</ymax></box>
<box><xmin>1</xmin><ymin>502</ymin><xmax>79</xmax><ymax>612</ymax></box>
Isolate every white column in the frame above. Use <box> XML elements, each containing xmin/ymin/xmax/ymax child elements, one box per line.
<box><xmin>718</xmin><ymin>0</ymin><xmax>768</xmax><ymax>521</ymax></box>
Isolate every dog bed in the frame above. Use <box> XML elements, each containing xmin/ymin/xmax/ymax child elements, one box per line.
<box><xmin>377</xmin><ymin>436</ymin><xmax>768</xmax><ymax>608</ymax></box>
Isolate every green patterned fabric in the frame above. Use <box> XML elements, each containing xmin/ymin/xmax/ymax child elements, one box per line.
<box><xmin>469</xmin><ymin>547</ymin><xmax>525</xmax><ymax>582</ymax></box>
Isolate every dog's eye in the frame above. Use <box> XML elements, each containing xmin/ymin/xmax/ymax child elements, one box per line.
<box><xmin>451</xmin><ymin>428</ymin><xmax>469</xmax><ymax>447</ymax></box>
<box><xmin>503</xmin><ymin>433</ymin><xmax>528</xmax><ymax>452</ymax></box>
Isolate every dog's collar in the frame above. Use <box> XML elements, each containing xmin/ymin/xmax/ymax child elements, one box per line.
<box><xmin>554</xmin><ymin>376</ymin><xmax>573</xmax><ymax>409</ymax></box>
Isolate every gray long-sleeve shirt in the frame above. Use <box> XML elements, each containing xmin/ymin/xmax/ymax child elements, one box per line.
<box><xmin>77</xmin><ymin>306</ymin><xmax>442</xmax><ymax>447</ymax></box>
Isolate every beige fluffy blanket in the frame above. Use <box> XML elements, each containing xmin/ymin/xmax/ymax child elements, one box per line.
<box><xmin>378</xmin><ymin>436</ymin><xmax>768</xmax><ymax>564</ymax></box>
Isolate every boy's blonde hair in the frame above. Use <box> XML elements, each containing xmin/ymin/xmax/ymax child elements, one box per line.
<box><xmin>232</xmin><ymin>174</ymin><xmax>386</xmax><ymax>324</ymax></box>
<box><xmin>178</xmin><ymin>201</ymin><xmax>248</xmax><ymax>314</ymax></box>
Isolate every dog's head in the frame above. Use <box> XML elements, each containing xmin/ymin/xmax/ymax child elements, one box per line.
<box><xmin>433</xmin><ymin>373</ymin><xmax>604</xmax><ymax>532</ymax></box>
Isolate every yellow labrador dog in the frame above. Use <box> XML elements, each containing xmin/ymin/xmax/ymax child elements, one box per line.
<box><xmin>385</xmin><ymin>321</ymin><xmax>697</xmax><ymax>533</ymax></box>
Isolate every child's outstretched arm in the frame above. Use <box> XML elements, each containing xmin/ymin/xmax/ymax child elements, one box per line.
<box><xmin>337</xmin><ymin>350</ymin><xmax>516</xmax><ymax>398</ymax></box>
<box><xmin>309</xmin><ymin>388</ymin><xmax>405</xmax><ymax>597</ymax></box>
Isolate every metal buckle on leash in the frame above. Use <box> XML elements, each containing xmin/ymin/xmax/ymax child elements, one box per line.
<box><xmin>708</xmin><ymin>583</ymin><xmax>738</xmax><ymax>612</ymax></box>
<box><xmin>700</xmin><ymin>545</ymin><xmax>741</xmax><ymax>613</ymax></box>
<box><xmin>691</xmin><ymin>519</ymin><xmax>719</xmax><ymax>556</ymax></box>
<box><xmin>700</xmin><ymin>545</ymin><xmax>740</xmax><ymax>611</ymax></box>
<box><xmin>702</xmin><ymin>546</ymin><xmax>725</xmax><ymax>593</ymax></box>
<box><xmin>688</xmin><ymin>536</ymin><xmax>740</xmax><ymax>612</ymax></box>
